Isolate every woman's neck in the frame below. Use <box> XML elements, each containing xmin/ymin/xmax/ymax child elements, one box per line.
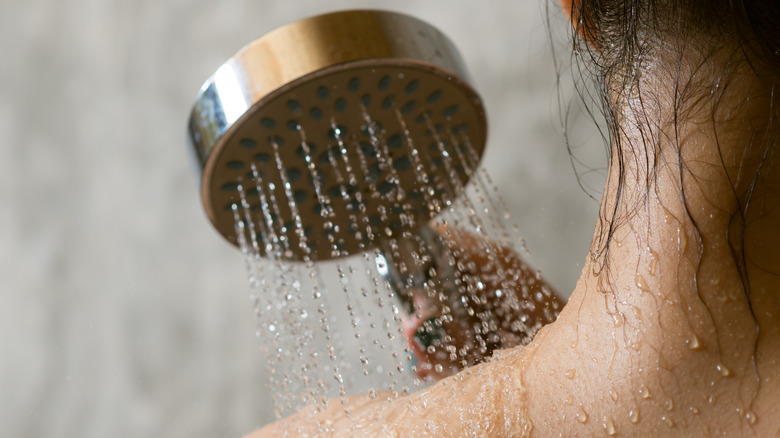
<box><xmin>521</xmin><ymin>58</ymin><xmax>780</xmax><ymax>435</ymax></box>
<box><xmin>589</xmin><ymin>58</ymin><xmax>780</xmax><ymax>364</ymax></box>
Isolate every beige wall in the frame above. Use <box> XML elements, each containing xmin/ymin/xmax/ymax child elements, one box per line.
<box><xmin>1</xmin><ymin>1</ymin><xmax>603</xmax><ymax>436</ymax></box>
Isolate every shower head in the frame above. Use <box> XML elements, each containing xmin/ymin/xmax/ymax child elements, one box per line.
<box><xmin>188</xmin><ymin>9</ymin><xmax>487</xmax><ymax>261</ymax></box>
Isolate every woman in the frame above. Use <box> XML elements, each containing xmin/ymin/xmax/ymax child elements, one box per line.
<box><xmin>251</xmin><ymin>0</ymin><xmax>780</xmax><ymax>435</ymax></box>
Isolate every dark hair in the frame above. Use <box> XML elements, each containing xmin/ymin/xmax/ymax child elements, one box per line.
<box><xmin>555</xmin><ymin>0</ymin><xmax>780</xmax><ymax>303</ymax></box>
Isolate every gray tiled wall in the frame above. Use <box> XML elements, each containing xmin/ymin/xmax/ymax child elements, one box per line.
<box><xmin>1</xmin><ymin>1</ymin><xmax>602</xmax><ymax>436</ymax></box>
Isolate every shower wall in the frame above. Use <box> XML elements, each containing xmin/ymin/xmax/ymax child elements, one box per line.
<box><xmin>0</xmin><ymin>0</ymin><xmax>601</xmax><ymax>436</ymax></box>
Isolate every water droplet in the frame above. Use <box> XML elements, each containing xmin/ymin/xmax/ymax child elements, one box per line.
<box><xmin>678</xmin><ymin>229</ymin><xmax>688</xmax><ymax>253</ymax></box>
<box><xmin>635</xmin><ymin>274</ymin><xmax>651</xmax><ymax>293</ymax></box>
<box><xmin>628</xmin><ymin>408</ymin><xmax>640</xmax><ymax>424</ymax></box>
<box><xmin>716</xmin><ymin>363</ymin><xmax>732</xmax><ymax>377</ymax></box>
<box><xmin>745</xmin><ymin>411</ymin><xmax>758</xmax><ymax>424</ymax></box>
<box><xmin>690</xmin><ymin>406</ymin><xmax>699</xmax><ymax>415</ymax></box>
<box><xmin>662</xmin><ymin>415</ymin><xmax>675</xmax><ymax>427</ymax></box>
<box><xmin>434</xmin><ymin>364</ymin><xmax>443</xmax><ymax>373</ymax></box>
<box><xmin>565</xmin><ymin>369</ymin><xmax>577</xmax><ymax>379</ymax></box>
<box><xmin>638</xmin><ymin>384</ymin><xmax>651</xmax><ymax>399</ymax></box>
<box><xmin>686</xmin><ymin>334</ymin><xmax>703</xmax><ymax>350</ymax></box>
<box><xmin>611</xmin><ymin>313</ymin><xmax>624</xmax><ymax>327</ymax></box>
<box><xmin>605</xmin><ymin>416</ymin><xmax>617</xmax><ymax>435</ymax></box>
<box><xmin>609</xmin><ymin>388</ymin><xmax>619</xmax><ymax>402</ymax></box>
<box><xmin>648</xmin><ymin>249</ymin><xmax>659</xmax><ymax>275</ymax></box>
<box><xmin>576</xmin><ymin>405</ymin><xmax>589</xmax><ymax>423</ymax></box>
<box><xmin>268</xmin><ymin>324</ymin><xmax>276</xmax><ymax>332</ymax></box>
<box><xmin>664</xmin><ymin>398</ymin><xmax>674</xmax><ymax>411</ymax></box>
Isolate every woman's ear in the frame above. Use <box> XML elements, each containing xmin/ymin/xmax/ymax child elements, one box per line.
<box><xmin>560</xmin><ymin>0</ymin><xmax>593</xmax><ymax>46</ymax></box>
<box><xmin>559</xmin><ymin>0</ymin><xmax>575</xmax><ymax>23</ymax></box>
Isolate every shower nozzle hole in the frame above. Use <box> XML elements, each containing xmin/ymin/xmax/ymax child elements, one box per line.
<box><xmin>268</xmin><ymin>135</ymin><xmax>285</xmax><ymax>146</ymax></box>
<box><xmin>253</xmin><ymin>153</ymin><xmax>272</xmax><ymax>163</ymax></box>
<box><xmin>260</xmin><ymin>117</ymin><xmax>276</xmax><ymax>129</ymax></box>
<box><xmin>387</xmin><ymin>133</ymin><xmax>403</xmax><ymax>149</ymax></box>
<box><xmin>286</xmin><ymin>168</ymin><xmax>302</xmax><ymax>183</ymax></box>
<box><xmin>405</xmin><ymin>80</ymin><xmax>419</xmax><ymax>94</ymax></box>
<box><xmin>221</xmin><ymin>182</ymin><xmax>240</xmax><ymax>192</ymax></box>
<box><xmin>334</xmin><ymin>98</ymin><xmax>346</xmax><ymax>113</ymax></box>
<box><xmin>382</xmin><ymin>96</ymin><xmax>395</xmax><ymax>110</ymax></box>
<box><xmin>378</xmin><ymin>181</ymin><xmax>396</xmax><ymax>195</ymax></box>
<box><xmin>378</xmin><ymin>75</ymin><xmax>391</xmax><ymax>91</ymax></box>
<box><xmin>415</xmin><ymin>111</ymin><xmax>432</xmax><ymax>124</ymax></box>
<box><xmin>287</xmin><ymin>100</ymin><xmax>302</xmax><ymax>115</ymax></box>
<box><xmin>348</xmin><ymin>77</ymin><xmax>360</xmax><ymax>92</ymax></box>
<box><xmin>451</xmin><ymin>123</ymin><xmax>469</xmax><ymax>134</ymax></box>
<box><xmin>327</xmin><ymin>125</ymin><xmax>348</xmax><ymax>140</ymax></box>
<box><xmin>226</xmin><ymin>160</ymin><xmax>245</xmax><ymax>170</ymax></box>
<box><xmin>293</xmin><ymin>190</ymin><xmax>308</xmax><ymax>204</ymax></box>
<box><xmin>401</xmin><ymin>100</ymin><xmax>416</xmax><ymax>114</ymax></box>
<box><xmin>359</xmin><ymin>141</ymin><xmax>377</xmax><ymax>158</ymax></box>
<box><xmin>296</xmin><ymin>143</ymin><xmax>317</xmax><ymax>158</ymax></box>
<box><xmin>392</xmin><ymin>156</ymin><xmax>411</xmax><ymax>171</ymax></box>
<box><xmin>240</xmin><ymin>138</ymin><xmax>257</xmax><ymax>149</ymax></box>
<box><xmin>287</xmin><ymin>120</ymin><xmax>301</xmax><ymax>131</ymax></box>
<box><xmin>316</xmin><ymin>86</ymin><xmax>330</xmax><ymax>100</ymax></box>
<box><xmin>443</xmin><ymin>104</ymin><xmax>460</xmax><ymax>117</ymax></box>
<box><xmin>426</xmin><ymin>90</ymin><xmax>442</xmax><ymax>103</ymax></box>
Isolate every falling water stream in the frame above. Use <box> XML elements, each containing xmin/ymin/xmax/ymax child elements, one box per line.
<box><xmin>229</xmin><ymin>104</ymin><xmax>560</xmax><ymax>421</ymax></box>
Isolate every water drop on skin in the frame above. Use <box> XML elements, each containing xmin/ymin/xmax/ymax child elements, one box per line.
<box><xmin>662</xmin><ymin>415</ymin><xmax>675</xmax><ymax>427</ymax></box>
<box><xmin>686</xmin><ymin>333</ymin><xmax>703</xmax><ymax>350</ymax></box>
<box><xmin>565</xmin><ymin>369</ymin><xmax>577</xmax><ymax>379</ymax></box>
<box><xmin>576</xmin><ymin>406</ymin><xmax>589</xmax><ymax>423</ymax></box>
<box><xmin>745</xmin><ymin>411</ymin><xmax>758</xmax><ymax>425</ymax></box>
<box><xmin>690</xmin><ymin>406</ymin><xmax>699</xmax><ymax>415</ymax></box>
<box><xmin>628</xmin><ymin>408</ymin><xmax>640</xmax><ymax>424</ymax></box>
<box><xmin>611</xmin><ymin>313</ymin><xmax>624</xmax><ymax>328</ymax></box>
<box><xmin>609</xmin><ymin>388</ymin><xmax>619</xmax><ymax>402</ymax></box>
<box><xmin>648</xmin><ymin>249</ymin><xmax>659</xmax><ymax>276</ymax></box>
<box><xmin>678</xmin><ymin>228</ymin><xmax>688</xmax><ymax>253</ymax></box>
<box><xmin>605</xmin><ymin>416</ymin><xmax>617</xmax><ymax>436</ymax></box>
<box><xmin>664</xmin><ymin>398</ymin><xmax>674</xmax><ymax>411</ymax></box>
<box><xmin>635</xmin><ymin>274</ymin><xmax>651</xmax><ymax>293</ymax></box>
<box><xmin>638</xmin><ymin>385</ymin><xmax>651</xmax><ymax>399</ymax></box>
<box><xmin>716</xmin><ymin>363</ymin><xmax>732</xmax><ymax>377</ymax></box>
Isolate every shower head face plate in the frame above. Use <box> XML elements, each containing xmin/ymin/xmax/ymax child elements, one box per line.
<box><xmin>189</xmin><ymin>10</ymin><xmax>487</xmax><ymax>261</ymax></box>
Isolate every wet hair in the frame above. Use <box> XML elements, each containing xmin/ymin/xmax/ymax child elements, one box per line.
<box><xmin>555</xmin><ymin>0</ymin><xmax>780</xmax><ymax>300</ymax></box>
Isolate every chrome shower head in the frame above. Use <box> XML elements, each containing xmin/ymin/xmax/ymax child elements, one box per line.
<box><xmin>188</xmin><ymin>10</ymin><xmax>487</xmax><ymax>261</ymax></box>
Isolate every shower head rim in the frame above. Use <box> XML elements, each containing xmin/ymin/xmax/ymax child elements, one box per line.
<box><xmin>188</xmin><ymin>9</ymin><xmax>481</xmax><ymax>172</ymax></box>
<box><xmin>187</xmin><ymin>9</ymin><xmax>489</xmax><ymax>259</ymax></box>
